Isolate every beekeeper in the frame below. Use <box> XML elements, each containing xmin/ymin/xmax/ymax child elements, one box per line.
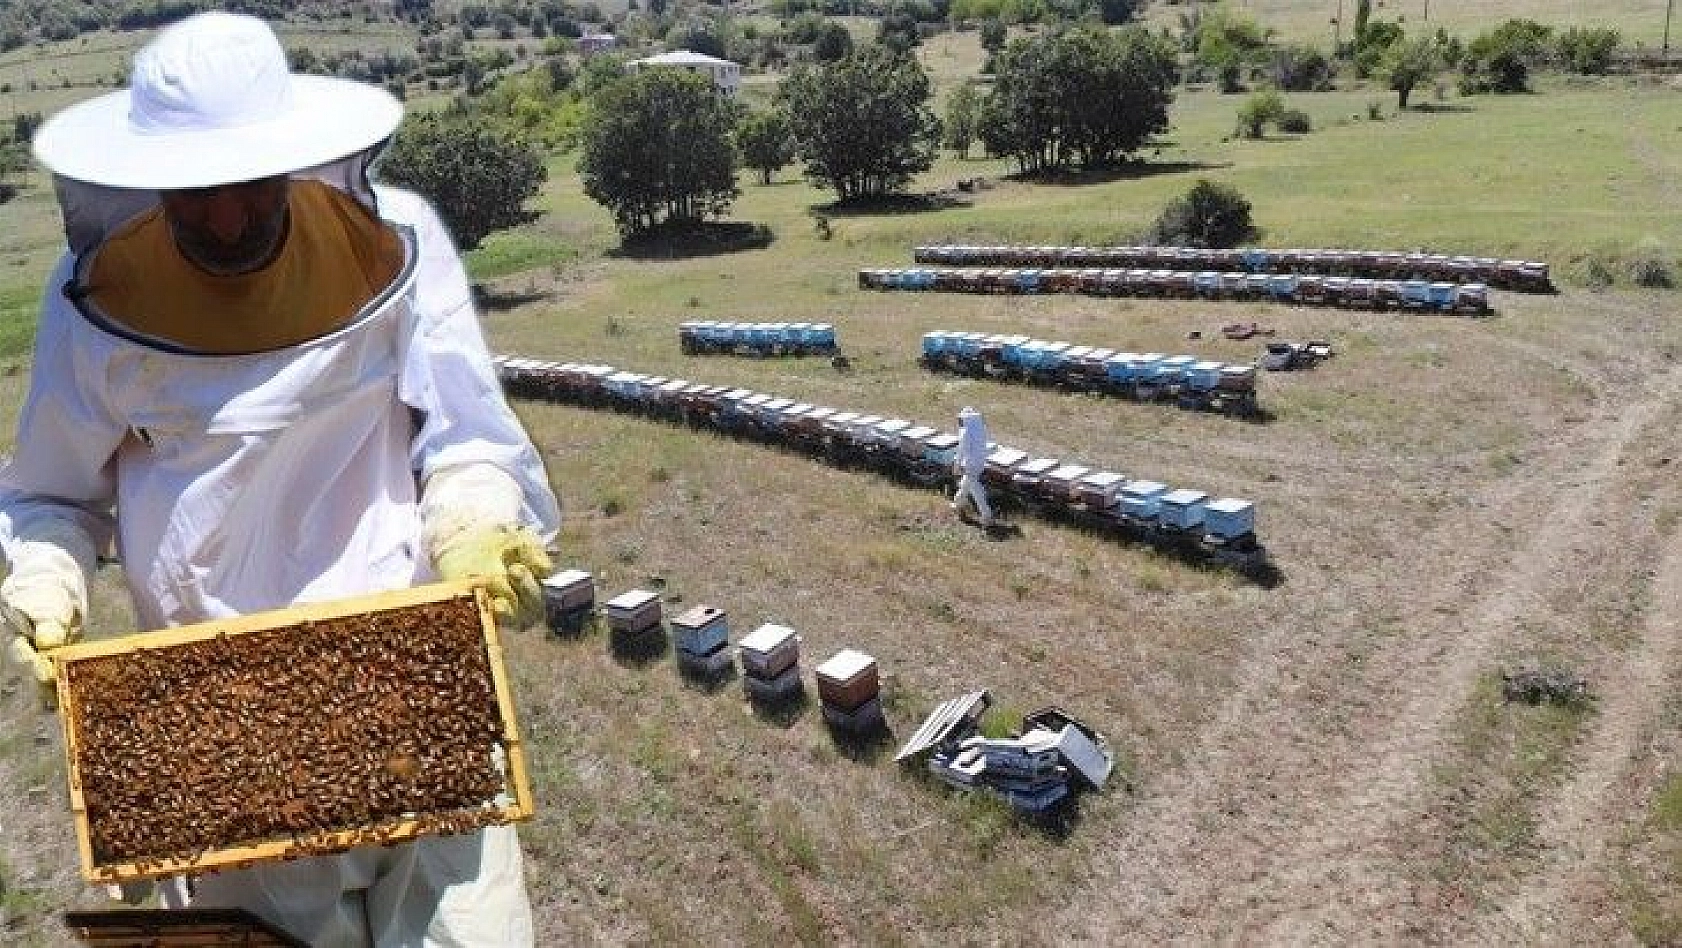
<box><xmin>951</xmin><ymin>406</ymin><xmax>995</xmax><ymax>527</ymax></box>
<box><xmin>1</xmin><ymin>12</ymin><xmax>557</xmax><ymax>946</ymax></box>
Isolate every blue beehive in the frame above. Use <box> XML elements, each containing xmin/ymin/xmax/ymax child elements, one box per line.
<box><xmin>808</xmin><ymin>324</ymin><xmax>836</xmax><ymax>348</ymax></box>
<box><xmin>1267</xmin><ymin>274</ymin><xmax>1298</xmax><ymax>299</ymax></box>
<box><xmin>747</xmin><ymin>323</ymin><xmax>772</xmax><ymax>347</ymax></box>
<box><xmin>1241</xmin><ymin>248</ymin><xmax>1270</xmax><ymax>271</ymax></box>
<box><xmin>671</xmin><ymin>604</ymin><xmax>729</xmax><ymax>656</ymax></box>
<box><xmin>1118</xmin><ymin>480</ymin><xmax>1169</xmax><ymax>520</ymax></box>
<box><xmin>1194</xmin><ymin>271</ymin><xmax>1221</xmax><ymax>295</ymax></box>
<box><xmin>1186</xmin><ymin>360</ymin><xmax>1225</xmax><ymax>391</ymax></box>
<box><xmin>1016</xmin><ymin>269</ymin><xmax>1042</xmax><ymax>291</ymax></box>
<box><xmin>1201</xmin><ymin>498</ymin><xmax>1255</xmax><ymax>540</ymax></box>
<box><xmin>1152</xmin><ymin>355</ymin><xmax>1196</xmax><ymax>384</ymax></box>
<box><xmin>1427</xmin><ymin>283</ymin><xmax>1457</xmax><ymax>308</ymax></box>
<box><xmin>922</xmin><ymin>331</ymin><xmax>949</xmax><ymax>359</ymax></box>
<box><xmin>1104</xmin><ymin>352</ymin><xmax>1140</xmax><ymax>381</ymax></box>
<box><xmin>1039</xmin><ymin>342</ymin><xmax>1071</xmax><ymax>371</ymax></box>
<box><xmin>1399</xmin><ymin>280</ymin><xmax>1431</xmax><ymax>306</ymax></box>
<box><xmin>1158</xmin><ymin>489</ymin><xmax>1209</xmax><ymax>530</ymax></box>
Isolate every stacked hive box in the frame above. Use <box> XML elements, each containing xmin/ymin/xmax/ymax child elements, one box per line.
<box><xmin>540</xmin><ymin>569</ymin><xmax>596</xmax><ymax>635</ymax></box>
<box><xmin>670</xmin><ymin>604</ymin><xmax>733</xmax><ymax>677</ymax></box>
<box><xmin>604</xmin><ymin>589</ymin><xmax>664</xmax><ymax>653</ymax></box>
<box><xmin>738</xmin><ymin>623</ymin><xmax>803</xmax><ymax>703</ymax></box>
<box><xmin>815</xmin><ymin>649</ymin><xmax>884</xmax><ymax>734</ymax></box>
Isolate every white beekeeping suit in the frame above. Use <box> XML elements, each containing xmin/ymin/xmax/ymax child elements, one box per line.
<box><xmin>951</xmin><ymin>406</ymin><xmax>995</xmax><ymax>527</ymax></box>
<box><xmin>5</xmin><ymin>12</ymin><xmax>558</xmax><ymax>946</ymax></box>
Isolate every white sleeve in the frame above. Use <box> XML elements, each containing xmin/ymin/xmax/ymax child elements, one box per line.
<box><xmin>0</xmin><ymin>253</ymin><xmax>122</xmax><ymax>582</ymax></box>
<box><xmin>384</xmin><ymin>188</ymin><xmax>562</xmax><ymax>544</ymax></box>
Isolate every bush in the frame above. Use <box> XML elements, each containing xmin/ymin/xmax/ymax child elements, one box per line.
<box><xmin>1276</xmin><ymin>109</ymin><xmax>1311</xmax><ymax>134</ymax></box>
<box><xmin>1366</xmin><ymin>100</ymin><xmax>1384</xmax><ymax>120</ymax></box>
<box><xmin>1557</xmin><ymin>26</ymin><xmax>1620</xmax><ymax>75</ymax></box>
<box><xmin>1151</xmin><ymin>179</ymin><xmax>1255</xmax><ymax>248</ymax></box>
<box><xmin>1236</xmin><ymin>88</ymin><xmax>1284</xmax><ymax>138</ymax></box>
<box><xmin>1629</xmin><ymin>253</ymin><xmax>1674</xmax><ymax>289</ymax></box>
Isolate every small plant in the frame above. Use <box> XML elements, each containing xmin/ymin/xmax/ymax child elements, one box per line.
<box><xmin>813</xmin><ymin>214</ymin><xmax>833</xmax><ymax>241</ymax></box>
<box><xmin>600</xmin><ymin>493</ymin><xmax>625</xmax><ymax>517</ymax></box>
<box><xmin>1366</xmin><ymin>100</ymin><xmax>1385</xmax><ymax>120</ymax></box>
<box><xmin>1628</xmin><ymin>253</ymin><xmax>1674</xmax><ymax>289</ymax></box>
<box><xmin>1500</xmin><ymin>667</ymin><xmax>1590</xmax><ymax>706</ymax></box>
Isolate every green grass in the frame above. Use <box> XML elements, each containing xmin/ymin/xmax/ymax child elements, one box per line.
<box><xmin>1142</xmin><ymin>0</ymin><xmax>1676</xmax><ymax>48</ymax></box>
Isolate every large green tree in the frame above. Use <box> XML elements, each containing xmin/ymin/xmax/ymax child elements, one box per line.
<box><xmin>1382</xmin><ymin>34</ymin><xmax>1442</xmax><ymax>109</ymax></box>
<box><xmin>736</xmin><ymin>108</ymin><xmax>796</xmax><ymax>185</ymax></box>
<box><xmin>980</xmin><ymin>25</ymin><xmax>1176</xmax><ymax>175</ymax></box>
<box><xmin>779</xmin><ymin>46</ymin><xmax>939</xmax><ymax>202</ymax></box>
<box><xmin>577</xmin><ymin>68</ymin><xmax>741</xmax><ymax>236</ymax></box>
<box><xmin>378</xmin><ymin>111</ymin><xmax>545</xmax><ymax>250</ymax></box>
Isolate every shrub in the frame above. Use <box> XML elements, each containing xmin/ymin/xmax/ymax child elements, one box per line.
<box><xmin>1236</xmin><ymin>88</ymin><xmax>1284</xmax><ymax>138</ymax></box>
<box><xmin>1277</xmin><ymin>108</ymin><xmax>1311</xmax><ymax>134</ymax></box>
<box><xmin>1366</xmin><ymin>99</ymin><xmax>1384</xmax><ymax>120</ymax></box>
<box><xmin>1629</xmin><ymin>253</ymin><xmax>1674</xmax><ymax>289</ymax></box>
<box><xmin>1151</xmin><ymin>178</ymin><xmax>1256</xmax><ymax>248</ymax></box>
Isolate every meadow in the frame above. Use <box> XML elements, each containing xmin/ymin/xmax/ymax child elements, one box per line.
<box><xmin>3</xmin><ymin>4</ymin><xmax>1682</xmax><ymax>944</ymax></box>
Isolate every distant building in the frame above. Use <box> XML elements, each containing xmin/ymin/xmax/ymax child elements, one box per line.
<box><xmin>579</xmin><ymin>33</ymin><xmax>618</xmax><ymax>56</ymax></box>
<box><xmin>628</xmin><ymin>49</ymin><xmax>740</xmax><ymax>95</ymax></box>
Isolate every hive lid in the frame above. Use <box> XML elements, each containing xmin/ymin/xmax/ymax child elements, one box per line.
<box><xmin>605</xmin><ymin>589</ymin><xmax>660</xmax><ymax>611</ymax></box>
<box><xmin>815</xmin><ymin>648</ymin><xmax>876</xmax><ymax>684</ymax></box>
<box><xmin>541</xmin><ymin>569</ymin><xmax>593</xmax><ymax>590</ymax></box>
<box><xmin>739</xmin><ymin>623</ymin><xmax>797</xmax><ymax>654</ymax></box>
<box><xmin>1205</xmin><ymin>497</ymin><xmax>1253</xmax><ymax>514</ymax></box>
<box><xmin>1120</xmin><ymin>479</ymin><xmax>1168</xmax><ymax>497</ymax></box>
<box><xmin>1079</xmin><ymin>471</ymin><xmax>1126</xmax><ymax>487</ymax></box>
<box><xmin>894</xmin><ymin>690</ymin><xmax>992</xmax><ymax>762</ymax></box>
<box><xmin>671</xmin><ymin>604</ymin><xmax>726</xmax><ymax>629</ymax></box>
<box><xmin>1160</xmin><ymin>488</ymin><xmax>1208</xmax><ymax>506</ymax></box>
<box><xmin>1046</xmin><ymin>464</ymin><xmax>1090</xmax><ymax>483</ymax></box>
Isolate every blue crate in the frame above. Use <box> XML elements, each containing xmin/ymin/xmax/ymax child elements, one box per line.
<box><xmin>1152</xmin><ymin>355</ymin><xmax>1196</xmax><ymax>384</ymax></box>
<box><xmin>922</xmin><ymin>331</ymin><xmax>951</xmax><ymax>358</ymax></box>
<box><xmin>1201</xmin><ymin>497</ymin><xmax>1255</xmax><ymax>540</ymax></box>
<box><xmin>807</xmin><ymin>324</ymin><xmax>836</xmax><ymax>347</ymax></box>
<box><xmin>1158</xmin><ymin>489</ymin><xmax>1209</xmax><ymax>529</ymax></box>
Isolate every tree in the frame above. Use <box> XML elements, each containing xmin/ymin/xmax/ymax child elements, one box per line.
<box><xmin>1235</xmin><ymin>88</ymin><xmax>1283</xmax><ymax>139</ymax></box>
<box><xmin>1556</xmin><ymin>26</ymin><xmax>1619</xmax><ymax>75</ymax></box>
<box><xmin>378</xmin><ymin>112</ymin><xmax>546</xmax><ymax>250</ymax></box>
<box><xmin>779</xmin><ymin>46</ymin><xmax>939</xmax><ymax>202</ymax></box>
<box><xmin>877</xmin><ymin>12</ymin><xmax>921</xmax><ymax>55</ymax></box>
<box><xmin>1461</xmin><ymin>19</ymin><xmax>1552</xmax><ymax>94</ymax></box>
<box><xmin>1151</xmin><ymin>179</ymin><xmax>1255</xmax><ymax>248</ymax></box>
<box><xmin>943</xmin><ymin>81</ymin><xmax>981</xmax><ymax>156</ymax></box>
<box><xmin>736</xmin><ymin>108</ymin><xmax>796</xmax><ymax>184</ymax></box>
<box><xmin>1382</xmin><ymin>34</ymin><xmax>1441</xmax><ymax>109</ymax></box>
<box><xmin>812</xmin><ymin>21</ymin><xmax>852</xmax><ymax>62</ymax></box>
<box><xmin>980</xmin><ymin>25</ymin><xmax>1176</xmax><ymax>174</ymax></box>
<box><xmin>578</xmin><ymin>68</ymin><xmax>741</xmax><ymax>236</ymax></box>
<box><xmin>978</xmin><ymin>18</ymin><xmax>1006</xmax><ymax>56</ymax></box>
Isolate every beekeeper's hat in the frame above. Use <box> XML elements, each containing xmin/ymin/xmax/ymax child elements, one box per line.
<box><xmin>32</xmin><ymin>11</ymin><xmax>403</xmax><ymax>190</ymax></box>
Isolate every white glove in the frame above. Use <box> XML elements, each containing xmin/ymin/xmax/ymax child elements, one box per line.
<box><xmin>420</xmin><ymin>463</ymin><xmax>553</xmax><ymax>626</ymax></box>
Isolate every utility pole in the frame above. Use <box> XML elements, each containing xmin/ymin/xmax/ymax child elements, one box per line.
<box><xmin>1332</xmin><ymin>0</ymin><xmax>1343</xmax><ymax>52</ymax></box>
<box><xmin>1666</xmin><ymin>0</ymin><xmax>1675</xmax><ymax>56</ymax></box>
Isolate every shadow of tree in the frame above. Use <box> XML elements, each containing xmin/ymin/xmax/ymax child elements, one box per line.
<box><xmin>473</xmin><ymin>285</ymin><xmax>553</xmax><ymax>312</ymax></box>
<box><xmin>812</xmin><ymin>192</ymin><xmax>972</xmax><ymax>218</ymax></box>
<box><xmin>1012</xmin><ymin>159</ymin><xmax>1230</xmax><ymax>187</ymax></box>
<box><xmin>1407</xmin><ymin>101</ymin><xmax>1478</xmax><ymax>113</ymax></box>
<box><xmin>608</xmin><ymin>221</ymin><xmax>775</xmax><ymax>260</ymax></box>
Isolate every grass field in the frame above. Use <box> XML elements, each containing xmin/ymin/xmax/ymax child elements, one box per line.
<box><xmin>4</xmin><ymin>7</ymin><xmax>1682</xmax><ymax>945</ymax></box>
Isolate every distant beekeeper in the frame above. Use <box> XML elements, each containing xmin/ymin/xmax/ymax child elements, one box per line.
<box><xmin>950</xmin><ymin>406</ymin><xmax>995</xmax><ymax>527</ymax></box>
<box><xmin>1</xmin><ymin>12</ymin><xmax>557</xmax><ymax>946</ymax></box>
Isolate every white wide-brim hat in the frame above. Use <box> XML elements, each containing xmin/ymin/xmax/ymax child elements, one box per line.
<box><xmin>33</xmin><ymin>11</ymin><xmax>403</xmax><ymax>190</ymax></box>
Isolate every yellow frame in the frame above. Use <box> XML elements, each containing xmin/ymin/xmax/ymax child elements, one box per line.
<box><xmin>53</xmin><ymin>580</ymin><xmax>534</xmax><ymax>883</ymax></box>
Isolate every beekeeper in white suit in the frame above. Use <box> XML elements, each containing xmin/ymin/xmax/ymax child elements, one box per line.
<box><xmin>2</xmin><ymin>12</ymin><xmax>557</xmax><ymax>946</ymax></box>
<box><xmin>951</xmin><ymin>406</ymin><xmax>995</xmax><ymax>527</ymax></box>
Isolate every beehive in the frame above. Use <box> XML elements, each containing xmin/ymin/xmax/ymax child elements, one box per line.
<box><xmin>64</xmin><ymin>908</ymin><xmax>306</xmax><ymax>947</ymax></box>
<box><xmin>54</xmin><ymin>581</ymin><xmax>532</xmax><ymax>884</ymax></box>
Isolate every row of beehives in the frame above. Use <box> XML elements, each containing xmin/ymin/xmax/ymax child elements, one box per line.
<box><xmin>857</xmin><ymin>267</ymin><xmax>1491</xmax><ymax>314</ymax></box>
<box><xmin>544</xmin><ymin>572</ymin><xmax>890</xmax><ymax>729</ymax></box>
<box><xmin>679</xmin><ymin>320</ymin><xmax>838</xmax><ymax>356</ymax></box>
<box><xmin>912</xmin><ymin>244</ymin><xmax>1551</xmax><ymax>292</ymax></box>
<box><xmin>922</xmin><ymin>330</ymin><xmax>1260</xmax><ymax>417</ymax></box>
<box><xmin>546</xmin><ymin>571</ymin><xmax>1115</xmax><ymax>814</ymax></box>
<box><xmin>494</xmin><ymin>356</ymin><xmax>1267</xmax><ymax>571</ymax></box>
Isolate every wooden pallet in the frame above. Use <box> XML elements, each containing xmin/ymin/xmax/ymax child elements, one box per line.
<box><xmin>53</xmin><ymin>581</ymin><xmax>533</xmax><ymax>883</ymax></box>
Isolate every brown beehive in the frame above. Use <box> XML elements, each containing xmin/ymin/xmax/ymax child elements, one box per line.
<box><xmin>54</xmin><ymin>581</ymin><xmax>533</xmax><ymax>884</ymax></box>
<box><xmin>63</xmin><ymin>908</ymin><xmax>306</xmax><ymax>947</ymax></box>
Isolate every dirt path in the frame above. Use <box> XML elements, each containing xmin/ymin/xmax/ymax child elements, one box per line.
<box><xmin>1052</xmin><ymin>358</ymin><xmax>1682</xmax><ymax>943</ymax></box>
<box><xmin>1469</xmin><ymin>468</ymin><xmax>1682</xmax><ymax>942</ymax></box>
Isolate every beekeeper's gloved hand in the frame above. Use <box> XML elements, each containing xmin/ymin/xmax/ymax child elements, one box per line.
<box><xmin>2</xmin><ymin>536</ymin><xmax>89</xmax><ymax>707</ymax></box>
<box><xmin>422</xmin><ymin>463</ymin><xmax>553</xmax><ymax>626</ymax></box>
